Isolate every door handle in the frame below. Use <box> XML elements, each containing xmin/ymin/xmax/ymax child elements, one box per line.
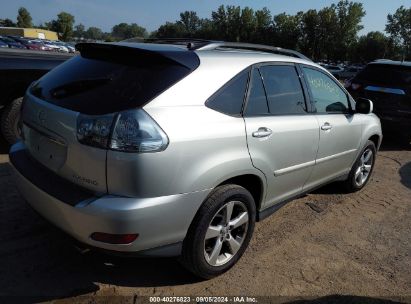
<box><xmin>252</xmin><ymin>127</ymin><xmax>272</xmax><ymax>138</ymax></box>
<box><xmin>321</xmin><ymin>122</ymin><xmax>332</xmax><ymax>131</ymax></box>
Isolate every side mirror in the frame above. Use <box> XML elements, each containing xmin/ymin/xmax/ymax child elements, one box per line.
<box><xmin>355</xmin><ymin>98</ymin><xmax>373</xmax><ymax>114</ymax></box>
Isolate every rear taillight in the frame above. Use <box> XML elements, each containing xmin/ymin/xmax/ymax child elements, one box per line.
<box><xmin>110</xmin><ymin>110</ymin><xmax>168</xmax><ymax>153</ymax></box>
<box><xmin>77</xmin><ymin>113</ymin><xmax>115</xmax><ymax>148</ymax></box>
<box><xmin>76</xmin><ymin>109</ymin><xmax>168</xmax><ymax>153</ymax></box>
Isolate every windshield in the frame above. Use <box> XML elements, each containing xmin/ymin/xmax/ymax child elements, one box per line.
<box><xmin>30</xmin><ymin>52</ymin><xmax>194</xmax><ymax>115</ymax></box>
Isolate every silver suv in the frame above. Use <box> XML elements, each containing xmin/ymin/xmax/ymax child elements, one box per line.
<box><xmin>10</xmin><ymin>41</ymin><xmax>382</xmax><ymax>278</ymax></box>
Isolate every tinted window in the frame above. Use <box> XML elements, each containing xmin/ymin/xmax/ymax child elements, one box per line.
<box><xmin>303</xmin><ymin>67</ymin><xmax>349</xmax><ymax>113</ymax></box>
<box><xmin>30</xmin><ymin>54</ymin><xmax>193</xmax><ymax>115</ymax></box>
<box><xmin>355</xmin><ymin>64</ymin><xmax>411</xmax><ymax>86</ymax></box>
<box><xmin>244</xmin><ymin>69</ymin><xmax>269</xmax><ymax>116</ymax></box>
<box><xmin>259</xmin><ymin>65</ymin><xmax>306</xmax><ymax>115</ymax></box>
<box><xmin>206</xmin><ymin>69</ymin><xmax>249</xmax><ymax>116</ymax></box>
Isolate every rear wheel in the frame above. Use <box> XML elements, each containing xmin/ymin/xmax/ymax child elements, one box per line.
<box><xmin>181</xmin><ymin>184</ymin><xmax>256</xmax><ymax>279</ymax></box>
<box><xmin>344</xmin><ymin>140</ymin><xmax>376</xmax><ymax>192</ymax></box>
<box><xmin>1</xmin><ymin>97</ymin><xmax>23</xmax><ymax>144</ymax></box>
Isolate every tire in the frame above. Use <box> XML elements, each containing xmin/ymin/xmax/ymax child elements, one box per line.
<box><xmin>344</xmin><ymin>140</ymin><xmax>376</xmax><ymax>192</ymax></box>
<box><xmin>181</xmin><ymin>184</ymin><xmax>256</xmax><ymax>279</ymax></box>
<box><xmin>1</xmin><ymin>97</ymin><xmax>23</xmax><ymax>144</ymax></box>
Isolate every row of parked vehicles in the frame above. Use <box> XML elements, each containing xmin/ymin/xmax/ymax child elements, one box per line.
<box><xmin>320</xmin><ymin>63</ymin><xmax>364</xmax><ymax>80</ymax></box>
<box><xmin>0</xmin><ymin>35</ymin><xmax>75</xmax><ymax>53</ymax></box>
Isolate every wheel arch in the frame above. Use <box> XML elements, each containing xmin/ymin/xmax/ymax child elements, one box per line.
<box><xmin>369</xmin><ymin>134</ymin><xmax>381</xmax><ymax>150</ymax></box>
<box><xmin>216</xmin><ymin>173</ymin><xmax>265</xmax><ymax>212</ymax></box>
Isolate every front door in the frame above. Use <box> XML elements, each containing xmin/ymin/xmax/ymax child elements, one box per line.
<box><xmin>301</xmin><ymin>66</ymin><xmax>362</xmax><ymax>190</ymax></box>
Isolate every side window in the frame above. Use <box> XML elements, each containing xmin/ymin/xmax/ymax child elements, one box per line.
<box><xmin>259</xmin><ymin>65</ymin><xmax>306</xmax><ymax>115</ymax></box>
<box><xmin>244</xmin><ymin>68</ymin><xmax>269</xmax><ymax>116</ymax></box>
<box><xmin>302</xmin><ymin>67</ymin><xmax>349</xmax><ymax>113</ymax></box>
<box><xmin>206</xmin><ymin>69</ymin><xmax>249</xmax><ymax>116</ymax></box>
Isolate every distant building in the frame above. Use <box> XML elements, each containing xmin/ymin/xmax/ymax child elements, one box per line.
<box><xmin>0</xmin><ymin>27</ymin><xmax>58</xmax><ymax>40</ymax></box>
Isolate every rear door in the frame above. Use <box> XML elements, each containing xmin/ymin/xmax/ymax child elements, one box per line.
<box><xmin>301</xmin><ymin>66</ymin><xmax>362</xmax><ymax>190</ymax></box>
<box><xmin>244</xmin><ymin>63</ymin><xmax>319</xmax><ymax>207</ymax></box>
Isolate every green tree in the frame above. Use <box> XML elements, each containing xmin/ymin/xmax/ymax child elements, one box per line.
<box><xmin>299</xmin><ymin>10</ymin><xmax>321</xmax><ymax>60</ymax></box>
<box><xmin>332</xmin><ymin>0</ymin><xmax>366</xmax><ymax>60</ymax></box>
<box><xmin>317</xmin><ymin>7</ymin><xmax>339</xmax><ymax>60</ymax></box>
<box><xmin>156</xmin><ymin>22</ymin><xmax>186</xmax><ymax>38</ymax></box>
<box><xmin>272</xmin><ymin>12</ymin><xmax>302</xmax><ymax>49</ymax></box>
<box><xmin>73</xmin><ymin>23</ymin><xmax>86</xmax><ymax>38</ymax></box>
<box><xmin>150</xmin><ymin>2</ymin><xmax>396</xmax><ymax>62</ymax></box>
<box><xmin>47</xmin><ymin>12</ymin><xmax>75</xmax><ymax>41</ymax></box>
<box><xmin>86</xmin><ymin>27</ymin><xmax>103</xmax><ymax>40</ymax></box>
<box><xmin>102</xmin><ymin>32</ymin><xmax>115</xmax><ymax>42</ymax></box>
<box><xmin>178</xmin><ymin>11</ymin><xmax>200</xmax><ymax>37</ymax></box>
<box><xmin>225</xmin><ymin>6</ymin><xmax>242</xmax><ymax>41</ymax></box>
<box><xmin>195</xmin><ymin>18</ymin><xmax>217</xmax><ymax>39</ymax></box>
<box><xmin>211</xmin><ymin>5</ymin><xmax>228</xmax><ymax>40</ymax></box>
<box><xmin>239</xmin><ymin>7</ymin><xmax>255</xmax><ymax>42</ymax></box>
<box><xmin>111</xmin><ymin>23</ymin><xmax>147</xmax><ymax>40</ymax></box>
<box><xmin>0</xmin><ymin>18</ymin><xmax>16</xmax><ymax>27</ymax></box>
<box><xmin>386</xmin><ymin>6</ymin><xmax>411</xmax><ymax>59</ymax></box>
<box><xmin>354</xmin><ymin>31</ymin><xmax>390</xmax><ymax>62</ymax></box>
<box><xmin>16</xmin><ymin>7</ymin><xmax>32</xmax><ymax>28</ymax></box>
<box><xmin>253</xmin><ymin>7</ymin><xmax>272</xmax><ymax>43</ymax></box>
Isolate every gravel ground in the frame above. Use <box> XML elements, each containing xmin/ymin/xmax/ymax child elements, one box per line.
<box><xmin>0</xmin><ymin>137</ymin><xmax>410</xmax><ymax>303</ymax></box>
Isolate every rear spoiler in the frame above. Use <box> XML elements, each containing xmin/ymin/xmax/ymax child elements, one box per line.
<box><xmin>76</xmin><ymin>42</ymin><xmax>200</xmax><ymax>70</ymax></box>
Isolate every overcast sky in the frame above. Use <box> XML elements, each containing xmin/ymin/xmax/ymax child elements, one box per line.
<box><xmin>1</xmin><ymin>0</ymin><xmax>409</xmax><ymax>34</ymax></box>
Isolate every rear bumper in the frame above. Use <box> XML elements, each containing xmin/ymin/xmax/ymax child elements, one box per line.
<box><xmin>9</xmin><ymin>142</ymin><xmax>211</xmax><ymax>255</ymax></box>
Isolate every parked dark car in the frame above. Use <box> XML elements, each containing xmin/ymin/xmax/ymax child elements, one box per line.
<box><xmin>340</xmin><ymin>66</ymin><xmax>363</xmax><ymax>79</ymax></box>
<box><xmin>0</xmin><ymin>48</ymin><xmax>72</xmax><ymax>143</ymax></box>
<box><xmin>0</xmin><ymin>36</ymin><xmax>26</xmax><ymax>49</ymax></box>
<box><xmin>325</xmin><ymin>65</ymin><xmax>344</xmax><ymax>79</ymax></box>
<box><xmin>0</xmin><ymin>40</ymin><xmax>8</xmax><ymax>48</ymax></box>
<box><xmin>347</xmin><ymin>60</ymin><xmax>411</xmax><ymax>142</ymax></box>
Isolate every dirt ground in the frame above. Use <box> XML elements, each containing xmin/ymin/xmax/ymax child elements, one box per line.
<box><xmin>0</xmin><ymin>136</ymin><xmax>410</xmax><ymax>303</ymax></box>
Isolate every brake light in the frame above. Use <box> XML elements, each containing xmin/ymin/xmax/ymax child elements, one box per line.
<box><xmin>76</xmin><ymin>109</ymin><xmax>168</xmax><ymax>153</ymax></box>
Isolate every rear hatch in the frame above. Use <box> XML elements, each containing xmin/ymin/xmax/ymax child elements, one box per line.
<box><xmin>350</xmin><ymin>63</ymin><xmax>411</xmax><ymax>121</ymax></box>
<box><xmin>21</xmin><ymin>42</ymin><xmax>199</xmax><ymax>195</ymax></box>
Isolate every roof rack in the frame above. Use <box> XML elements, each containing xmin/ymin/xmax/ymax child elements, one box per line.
<box><xmin>196</xmin><ymin>42</ymin><xmax>311</xmax><ymax>61</ymax></box>
<box><xmin>143</xmin><ymin>38</ymin><xmax>214</xmax><ymax>50</ymax></box>
<box><xmin>122</xmin><ymin>38</ymin><xmax>311</xmax><ymax>61</ymax></box>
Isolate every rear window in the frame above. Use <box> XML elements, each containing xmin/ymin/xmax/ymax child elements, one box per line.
<box><xmin>30</xmin><ymin>50</ymin><xmax>195</xmax><ymax>115</ymax></box>
<box><xmin>206</xmin><ymin>68</ymin><xmax>250</xmax><ymax>116</ymax></box>
<box><xmin>355</xmin><ymin>64</ymin><xmax>411</xmax><ymax>86</ymax></box>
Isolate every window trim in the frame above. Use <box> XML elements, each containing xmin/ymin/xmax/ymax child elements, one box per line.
<box><xmin>299</xmin><ymin>64</ymin><xmax>354</xmax><ymax>115</ymax></box>
<box><xmin>243</xmin><ymin>62</ymin><xmax>311</xmax><ymax>117</ymax></box>
<box><xmin>205</xmin><ymin>67</ymin><xmax>251</xmax><ymax>117</ymax></box>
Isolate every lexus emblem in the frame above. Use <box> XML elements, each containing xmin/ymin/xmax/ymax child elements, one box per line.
<box><xmin>38</xmin><ymin>110</ymin><xmax>46</xmax><ymax>125</ymax></box>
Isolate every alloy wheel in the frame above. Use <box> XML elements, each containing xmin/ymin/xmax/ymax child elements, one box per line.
<box><xmin>203</xmin><ymin>201</ymin><xmax>249</xmax><ymax>266</ymax></box>
<box><xmin>354</xmin><ymin>148</ymin><xmax>374</xmax><ymax>187</ymax></box>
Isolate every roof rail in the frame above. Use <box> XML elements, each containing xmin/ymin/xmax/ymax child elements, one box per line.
<box><xmin>143</xmin><ymin>38</ymin><xmax>215</xmax><ymax>50</ymax></box>
<box><xmin>122</xmin><ymin>37</ymin><xmax>311</xmax><ymax>61</ymax></box>
<box><xmin>196</xmin><ymin>42</ymin><xmax>311</xmax><ymax>61</ymax></box>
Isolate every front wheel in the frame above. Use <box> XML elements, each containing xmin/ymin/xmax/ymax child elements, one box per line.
<box><xmin>344</xmin><ymin>140</ymin><xmax>376</xmax><ymax>192</ymax></box>
<box><xmin>181</xmin><ymin>184</ymin><xmax>256</xmax><ymax>279</ymax></box>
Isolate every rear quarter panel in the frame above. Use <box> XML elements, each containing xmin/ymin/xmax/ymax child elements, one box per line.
<box><xmin>106</xmin><ymin>106</ymin><xmax>265</xmax><ymax>198</ymax></box>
